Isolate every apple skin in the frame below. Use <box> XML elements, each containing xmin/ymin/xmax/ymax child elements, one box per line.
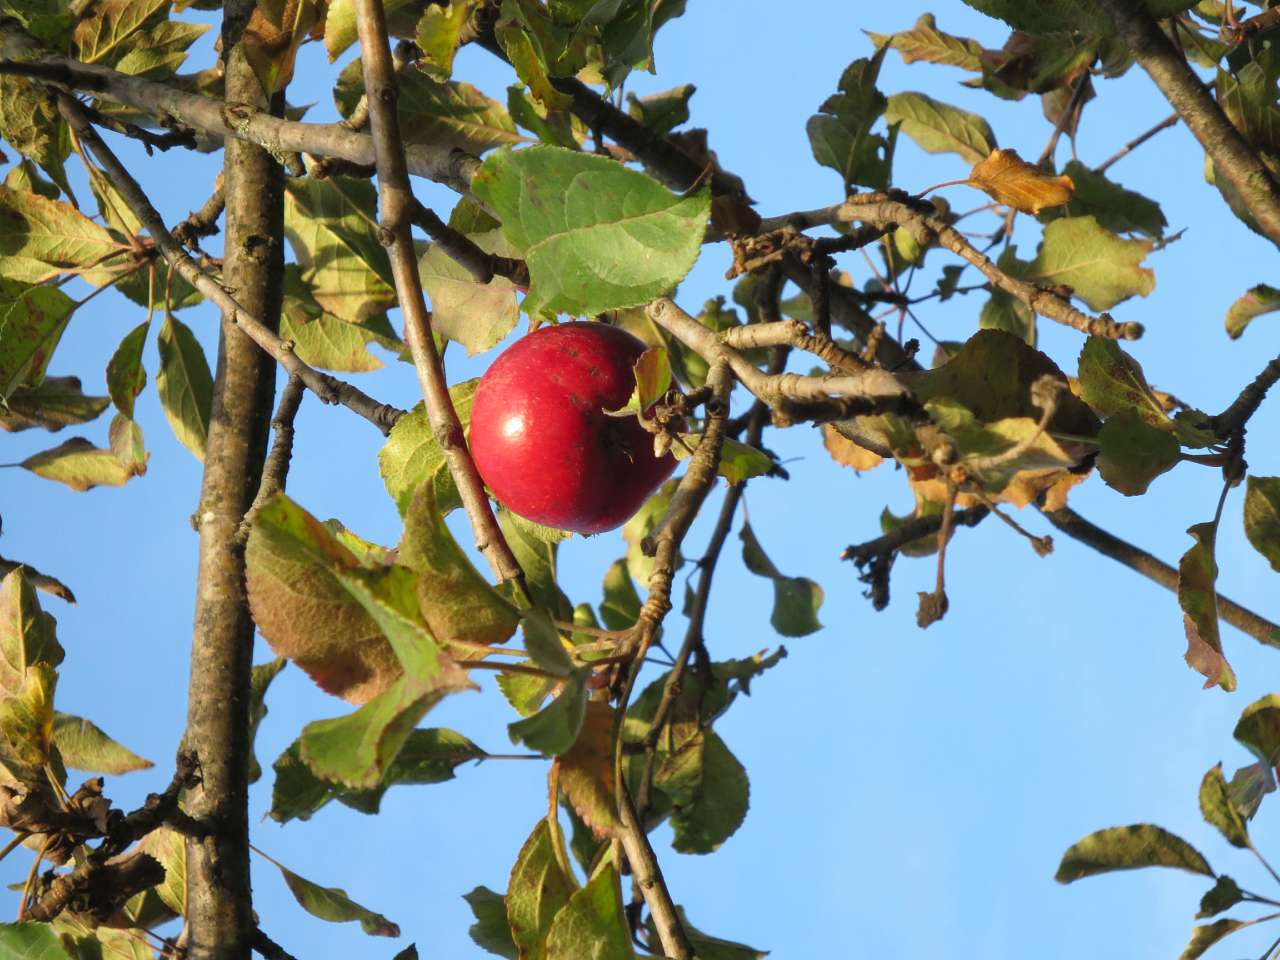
<box><xmin>469</xmin><ymin>322</ymin><xmax>677</xmax><ymax>534</ymax></box>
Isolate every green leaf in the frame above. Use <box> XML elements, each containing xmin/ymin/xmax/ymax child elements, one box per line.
<box><xmin>605</xmin><ymin>345</ymin><xmax>670</xmax><ymax>418</ymax></box>
<box><xmin>399</xmin><ymin>481</ymin><xmax>520</xmax><ymax>650</ymax></box>
<box><xmin>1178</xmin><ymin>521</ymin><xmax>1235</xmax><ymax>691</ymax></box>
<box><xmin>0</xmin><ymin>279</ymin><xmax>76</xmax><ymax>402</ymax></box>
<box><xmin>52</xmin><ymin>712</ymin><xmax>151</xmax><ymax>774</ymax></box>
<box><xmin>1055</xmin><ymin>825</ymin><xmax>1213</xmax><ymax>883</ymax></box>
<box><xmin>507</xmin><ymin>820</ymin><xmax>577</xmax><ymax>960</ymax></box>
<box><xmin>626</xmin><ymin>83</ymin><xmax>694</xmax><ymax>137</ymax></box>
<box><xmin>599</xmin><ymin>559</ymin><xmax>641</xmax><ymax>631</ymax></box>
<box><xmin>284</xmin><ymin>177</ymin><xmax>396</xmax><ymax>323</ymax></box>
<box><xmin>0</xmin><ymin>569</ymin><xmax>63</xmax><ymax>694</ymax></box>
<box><xmin>1013</xmin><ymin>216</ymin><xmax>1154</xmax><ymax>312</ymax></box>
<box><xmin>0</xmin><ymin>376</ymin><xmax>108</xmax><ymax>433</ymax></box>
<box><xmin>521</xmin><ymin>609</ymin><xmax>573</xmax><ymax>676</ymax></box>
<box><xmin>1180</xmin><ymin>918</ymin><xmax>1247</xmax><ymax>960</ymax></box>
<box><xmin>0</xmin><ymin>661</ymin><xmax>57</xmax><ymax>786</ymax></box>
<box><xmin>670</xmin><ymin>731</ymin><xmax>749</xmax><ymax>854</ymax></box>
<box><xmin>73</xmin><ymin>0</ymin><xmax>165</xmax><ymax>66</ymax></box>
<box><xmin>508</xmin><ymin>669</ymin><xmax>589</xmax><ymax>756</ymax></box>
<box><xmin>271</xmin><ymin>727</ymin><xmax>484</xmax><ymax>822</ymax></box>
<box><xmin>1227</xmin><ymin>762</ymin><xmax>1275</xmax><ymax>821</ymax></box>
<box><xmin>544</xmin><ymin>861</ymin><xmax>634</xmax><ymax>960</ymax></box>
<box><xmin>556</xmin><ymin>700</ymin><xmax>619</xmax><ymax>840</ymax></box>
<box><xmin>248</xmin><ymin>658</ymin><xmax>287</xmax><ymax>784</ymax></box>
<box><xmin>156</xmin><ymin>313</ymin><xmax>212</xmax><ymax>461</ymax></box>
<box><xmin>1096</xmin><ymin>411</ymin><xmax>1180</xmax><ymax>496</ymax></box>
<box><xmin>1043</xmin><ymin>161</ymin><xmax>1166</xmax><ymax>238</ymax></box>
<box><xmin>268</xmin><ymin>855</ymin><xmax>400</xmax><ymax>937</ymax></box>
<box><xmin>464</xmin><ymin>886</ymin><xmax>518</xmax><ymax>959</ymax></box>
<box><xmin>739</xmin><ymin>521</ymin><xmax>823</xmax><ymax>637</ymax></box>
<box><xmin>884</xmin><ymin>91</ymin><xmax>995</xmax><ymax>165</ymax></box>
<box><xmin>1197</xmin><ymin>875</ymin><xmax>1243</xmax><ymax>919</ymax></box>
<box><xmin>0</xmin><ymin>922</ymin><xmax>72</xmax><ymax>959</ymax></box>
<box><xmin>105</xmin><ymin>319</ymin><xmax>149</xmax><ymax>418</ymax></box>
<box><xmin>419</xmin><ymin>228</ymin><xmax>520</xmax><ymax>356</ymax></box>
<box><xmin>0</xmin><ymin>185</ymin><xmax>122</xmax><ymax>285</ymax></box>
<box><xmin>20</xmin><ymin>436</ymin><xmax>141</xmax><ymax>491</ymax></box>
<box><xmin>1225</xmin><ymin>284</ymin><xmax>1280</xmax><ymax>339</ymax></box>
<box><xmin>1076</xmin><ymin>337</ymin><xmax>1173</xmax><ymax>430</ymax></box>
<box><xmin>620</xmin><ymin>478</ymin><xmax>680</xmax><ymax>584</ymax></box>
<box><xmin>1200</xmin><ymin>763</ymin><xmax>1249</xmax><ymax>848</ymax></box>
<box><xmin>807</xmin><ymin>49</ymin><xmax>892</xmax><ymax>190</ymax></box>
<box><xmin>0</xmin><ymin>75</ymin><xmax>73</xmax><ymax>199</ymax></box>
<box><xmin>335</xmin><ymin>57</ymin><xmax>522</xmax><ymax>155</ymax></box>
<box><xmin>472</xmin><ymin>145</ymin><xmax>710</xmax><ymax>317</ymax></box>
<box><xmin>107</xmin><ymin>411</ymin><xmax>147</xmax><ymax>474</ymax></box>
<box><xmin>498</xmin><ymin>507</ymin><xmax>573</xmax><ymax>618</ymax></box>
<box><xmin>978</xmin><ymin>288</ymin><xmax>1035</xmax><ymax>345</ymax></box>
<box><xmin>378</xmin><ymin>380</ymin><xmax>479</xmax><ymax>516</ymax></box>
<box><xmin>279</xmin><ymin>267</ymin><xmax>397</xmax><ymax>373</ymax></box>
<box><xmin>415</xmin><ymin>1</ymin><xmax>485</xmax><ymax>79</ymax></box>
<box><xmin>867</xmin><ymin>13</ymin><xmax>985</xmax><ymax>71</ymax></box>
<box><xmin>1234</xmin><ymin>694</ymin><xmax>1280</xmax><ymax>767</ymax></box>
<box><xmin>1244</xmin><ymin>476</ymin><xmax>1280</xmax><ymax>571</ymax></box>
<box><xmin>507</xmin><ymin>84</ymin><xmax>581</xmax><ymax>148</ymax></box>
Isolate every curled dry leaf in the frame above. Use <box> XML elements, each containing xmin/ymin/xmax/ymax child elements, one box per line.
<box><xmin>968</xmin><ymin>148</ymin><xmax>1074</xmax><ymax>214</ymax></box>
<box><xmin>821</xmin><ymin>423</ymin><xmax>884</xmax><ymax>472</ymax></box>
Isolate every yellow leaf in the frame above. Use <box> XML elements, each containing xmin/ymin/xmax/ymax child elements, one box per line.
<box><xmin>821</xmin><ymin>423</ymin><xmax>883</xmax><ymax>472</ymax></box>
<box><xmin>967</xmin><ymin>148</ymin><xmax>1074</xmax><ymax>214</ymax></box>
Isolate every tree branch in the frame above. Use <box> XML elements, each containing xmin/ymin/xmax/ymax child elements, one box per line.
<box><xmin>237</xmin><ymin>374</ymin><xmax>305</xmax><ymax>542</ymax></box>
<box><xmin>353</xmin><ymin>0</ymin><xmax>524</xmax><ymax>587</ymax></box>
<box><xmin>835</xmin><ymin>193</ymin><xmax>1144</xmax><ymax>340</ymax></box>
<box><xmin>58</xmin><ymin>99</ymin><xmax>406</xmax><ymax>436</ymax></box>
<box><xmin>174</xmin><ymin>7</ymin><xmax>283</xmax><ymax>951</ymax></box>
<box><xmin>0</xmin><ymin>21</ymin><xmax>478</xmax><ymax>193</ymax></box>
<box><xmin>410</xmin><ymin>199</ymin><xmax>528</xmax><ymax>286</ymax></box>
<box><xmin>1041</xmin><ymin>504</ymin><xmax>1280</xmax><ymax>649</ymax></box>
<box><xmin>1211</xmin><ymin>352</ymin><xmax>1280</xmax><ymax>438</ymax></box>
<box><xmin>1096</xmin><ymin>0</ymin><xmax>1280</xmax><ymax>247</ymax></box>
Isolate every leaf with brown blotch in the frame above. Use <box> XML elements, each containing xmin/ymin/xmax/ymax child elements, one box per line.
<box><xmin>1178</xmin><ymin>521</ymin><xmax>1236</xmax><ymax>692</ymax></box>
<box><xmin>967</xmin><ymin>148</ymin><xmax>1074</xmax><ymax>214</ymax></box>
<box><xmin>554</xmin><ymin>700</ymin><xmax>620</xmax><ymax>841</ymax></box>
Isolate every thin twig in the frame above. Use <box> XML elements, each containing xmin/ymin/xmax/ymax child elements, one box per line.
<box><xmin>172</xmin><ymin>176</ymin><xmax>226</xmax><ymax>250</ymax></box>
<box><xmin>353</xmin><ymin>0</ymin><xmax>524</xmax><ymax>588</ymax></box>
<box><xmin>1040</xmin><ymin>504</ymin><xmax>1280</xmax><ymax>648</ymax></box>
<box><xmin>252</xmin><ymin>927</ymin><xmax>300</xmax><ymax>960</ymax></box>
<box><xmin>1095</xmin><ymin>113</ymin><xmax>1179</xmax><ymax>174</ymax></box>
<box><xmin>237</xmin><ymin>374</ymin><xmax>305</xmax><ymax>543</ymax></box>
<box><xmin>58</xmin><ymin>95</ymin><xmax>406</xmax><ymax>436</ymax></box>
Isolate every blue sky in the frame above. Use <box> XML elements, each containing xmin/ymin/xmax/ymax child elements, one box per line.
<box><xmin>4</xmin><ymin>2</ymin><xmax>1280</xmax><ymax>957</ymax></box>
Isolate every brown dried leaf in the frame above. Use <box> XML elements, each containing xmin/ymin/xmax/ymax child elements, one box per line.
<box><xmin>968</xmin><ymin>148</ymin><xmax>1074</xmax><ymax>214</ymax></box>
<box><xmin>821</xmin><ymin>423</ymin><xmax>884</xmax><ymax>472</ymax></box>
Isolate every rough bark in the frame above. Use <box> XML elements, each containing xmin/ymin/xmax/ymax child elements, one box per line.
<box><xmin>179</xmin><ymin>3</ymin><xmax>283</xmax><ymax>956</ymax></box>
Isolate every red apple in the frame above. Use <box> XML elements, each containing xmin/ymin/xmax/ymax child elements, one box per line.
<box><xmin>469</xmin><ymin>322</ymin><xmax>677</xmax><ymax>534</ymax></box>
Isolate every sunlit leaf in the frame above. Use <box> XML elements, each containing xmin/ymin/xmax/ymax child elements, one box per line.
<box><xmin>105</xmin><ymin>320</ymin><xmax>149</xmax><ymax>418</ymax></box>
<box><xmin>0</xmin><ymin>185</ymin><xmax>121</xmax><ymax>285</ymax></box>
<box><xmin>669</xmin><ymin>731</ymin><xmax>749</xmax><ymax>855</ymax></box>
<box><xmin>378</xmin><ymin>381</ymin><xmax>479</xmax><ymax>516</ymax></box>
<box><xmin>867</xmin><ymin>13</ymin><xmax>985</xmax><ymax>71</ymax></box>
<box><xmin>1096</xmin><ymin>411</ymin><xmax>1180</xmax><ymax>496</ymax></box>
<box><xmin>1010</xmin><ymin>216</ymin><xmax>1154</xmax><ymax>312</ymax></box>
<box><xmin>419</xmin><ymin>228</ymin><xmax>521</xmax><ymax>356</ymax></box>
<box><xmin>473</xmin><ymin>145</ymin><xmax>710</xmax><ymax>317</ymax></box>
<box><xmin>156</xmin><ymin>313</ymin><xmax>212</xmax><ymax>461</ymax></box>
<box><xmin>1045</xmin><ymin>161</ymin><xmax>1166</xmax><ymax>238</ymax></box>
<box><xmin>508</xmin><ymin>819</ymin><xmax>577</xmax><ymax>960</ymax></box>
<box><xmin>1234</xmin><ymin>694</ymin><xmax>1280</xmax><ymax>768</ymax></box>
<box><xmin>464</xmin><ymin>886</ymin><xmax>518</xmax><ymax>959</ymax></box>
<box><xmin>268</xmin><ymin>854</ymin><xmax>400</xmax><ymax>937</ymax></box>
<box><xmin>1200</xmin><ymin>763</ymin><xmax>1248</xmax><ymax>848</ymax></box>
<box><xmin>555</xmin><ymin>700</ymin><xmax>619</xmax><ymax>840</ymax></box>
<box><xmin>0</xmin><ymin>921</ymin><xmax>71</xmax><ymax>959</ymax></box>
<box><xmin>543</xmin><ymin>861</ymin><xmax>633</xmax><ymax>960</ymax></box>
<box><xmin>0</xmin><ymin>279</ymin><xmax>76</xmax><ymax>402</ymax></box>
<box><xmin>52</xmin><ymin>712</ymin><xmax>151</xmax><ymax>774</ymax></box>
<box><xmin>885</xmin><ymin>91</ymin><xmax>995</xmax><ymax>164</ymax></box>
<box><xmin>599</xmin><ymin>559</ymin><xmax>641</xmax><ymax>631</ymax></box>
<box><xmin>508</xmin><ymin>669</ymin><xmax>589</xmax><ymax>756</ymax></box>
<box><xmin>1225</xmin><ymin>284</ymin><xmax>1280</xmax><ymax>339</ymax></box>
<box><xmin>968</xmin><ymin>148</ymin><xmax>1073</xmax><ymax>213</ymax></box>
<box><xmin>1055</xmin><ymin>824</ymin><xmax>1213</xmax><ymax>883</ymax></box>
<box><xmin>1244</xmin><ymin>476</ymin><xmax>1280</xmax><ymax>571</ymax></box>
<box><xmin>20</xmin><ymin>436</ymin><xmax>140</xmax><ymax>491</ymax></box>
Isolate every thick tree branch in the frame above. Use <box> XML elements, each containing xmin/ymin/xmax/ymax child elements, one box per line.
<box><xmin>835</xmin><ymin>194</ymin><xmax>1144</xmax><ymax>340</ymax></box>
<box><xmin>58</xmin><ymin>99</ymin><xmax>405</xmax><ymax>436</ymax></box>
<box><xmin>645</xmin><ymin>297</ymin><xmax>915</xmax><ymax>423</ymax></box>
<box><xmin>0</xmin><ymin>21</ymin><xmax>478</xmax><ymax>193</ymax></box>
<box><xmin>177</xmin><ymin>7</ymin><xmax>283</xmax><ymax>952</ymax></box>
<box><xmin>353</xmin><ymin>0</ymin><xmax>523</xmax><ymax>587</ymax></box>
<box><xmin>1097</xmin><ymin>0</ymin><xmax>1280</xmax><ymax>246</ymax></box>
